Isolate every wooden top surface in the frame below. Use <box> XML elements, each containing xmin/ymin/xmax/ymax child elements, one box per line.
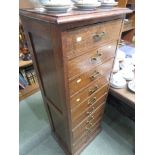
<box><xmin>19</xmin><ymin>60</ymin><xmax>33</xmax><ymax>68</ymax></box>
<box><xmin>109</xmin><ymin>83</ymin><xmax>135</xmax><ymax>107</ymax></box>
<box><xmin>19</xmin><ymin>7</ymin><xmax>132</xmax><ymax>24</ymax></box>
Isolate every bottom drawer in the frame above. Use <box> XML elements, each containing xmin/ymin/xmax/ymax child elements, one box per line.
<box><xmin>72</xmin><ymin>103</ymin><xmax>105</xmax><ymax>141</ymax></box>
<box><xmin>73</xmin><ymin>121</ymin><xmax>101</xmax><ymax>153</ymax></box>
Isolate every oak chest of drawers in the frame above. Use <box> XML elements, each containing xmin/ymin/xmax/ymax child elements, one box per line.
<box><xmin>20</xmin><ymin>8</ymin><xmax>131</xmax><ymax>155</ymax></box>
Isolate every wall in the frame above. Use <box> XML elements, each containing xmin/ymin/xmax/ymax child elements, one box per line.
<box><xmin>19</xmin><ymin>0</ymin><xmax>37</xmax><ymax>8</ymax></box>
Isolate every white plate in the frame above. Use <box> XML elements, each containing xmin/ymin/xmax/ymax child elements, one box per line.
<box><xmin>119</xmin><ymin>69</ymin><xmax>134</xmax><ymax>81</ymax></box>
<box><xmin>44</xmin><ymin>5</ymin><xmax>72</xmax><ymax>12</ymax></box>
<box><xmin>110</xmin><ymin>73</ymin><xmax>127</xmax><ymax>89</ymax></box>
<box><xmin>75</xmin><ymin>2</ymin><xmax>101</xmax><ymax>10</ymax></box>
<box><xmin>76</xmin><ymin>1</ymin><xmax>101</xmax><ymax>5</ymax></box>
<box><xmin>128</xmin><ymin>80</ymin><xmax>135</xmax><ymax>93</ymax></box>
<box><xmin>100</xmin><ymin>2</ymin><xmax>118</xmax><ymax>8</ymax></box>
<box><xmin>100</xmin><ymin>2</ymin><xmax>118</xmax><ymax>5</ymax></box>
<box><xmin>42</xmin><ymin>3</ymin><xmax>72</xmax><ymax>7</ymax></box>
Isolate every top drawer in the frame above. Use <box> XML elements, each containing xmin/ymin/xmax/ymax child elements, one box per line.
<box><xmin>62</xmin><ymin>19</ymin><xmax>122</xmax><ymax>59</ymax></box>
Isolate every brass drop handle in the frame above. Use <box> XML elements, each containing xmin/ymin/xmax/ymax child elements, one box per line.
<box><xmin>90</xmin><ymin>71</ymin><xmax>100</xmax><ymax>80</ymax></box>
<box><xmin>87</xmin><ymin>116</ymin><xmax>94</xmax><ymax>122</ymax></box>
<box><xmin>87</xmin><ymin>111</ymin><xmax>92</xmax><ymax>115</ymax></box>
<box><xmin>93</xmin><ymin>32</ymin><xmax>106</xmax><ymax>42</ymax></box>
<box><xmin>91</xmin><ymin>57</ymin><xmax>97</xmax><ymax>62</ymax></box>
<box><xmin>88</xmin><ymin>97</ymin><xmax>97</xmax><ymax>105</ymax></box>
<box><xmin>87</xmin><ymin>107</ymin><xmax>95</xmax><ymax>115</ymax></box>
<box><xmin>86</xmin><ymin>121</ymin><xmax>93</xmax><ymax>126</ymax></box>
<box><xmin>91</xmin><ymin>51</ymin><xmax>102</xmax><ymax>63</ymax></box>
<box><xmin>85</xmin><ymin>127</ymin><xmax>90</xmax><ymax>131</ymax></box>
<box><xmin>90</xmin><ymin>116</ymin><xmax>94</xmax><ymax>120</ymax></box>
<box><xmin>89</xmin><ymin>85</ymin><xmax>99</xmax><ymax>95</ymax></box>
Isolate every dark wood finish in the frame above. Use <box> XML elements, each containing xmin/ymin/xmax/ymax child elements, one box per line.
<box><xmin>70</xmin><ymin>80</ymin><xmax>109</xmax><ymax>112</ymax></box>
<box><xmin>72</xmin><ymin>104</ymin><xmax>106</xmax><ymax>142</ymax></box>
<box><xmin>71</xmin><ymin>89</ymin><xmax>107</xmax><ymax>123</ymax></box>
<box><xmin>73</xmin><ymin>128</ymin><xmax>101</xmax><ymax>154</ymax></box>
<box><xmin>20</xmin><ymin>8</ymin><xmax>132</xmax><ymax>155</ymax></box>
<box><xmin>69</xmin><ymin>58</ymin><xmax>114</xmax><ymax>96</ymax></box>
<box><xmin>109</xmin><ymin>84</ymin><xmax>135</xmax><ymax>107</ymax></box>
<box><xmin>118</xmin><ymin>0</ymin><xmax>135</xmax><ymax>42</ymax></box>
<box><xmin>71</xmin><ymin>94</ymin><xmax>107</xmax><ymax>128</ymax></box>
<box><xmin>73</xmin><ymin>118</ymin><xmax>102</xmax><ymax>145</ymax></box>
<box><xmin>122</xmin><ymin>28</ymin><xmax>135</xmax><ymax>42</ymax></box>
<box><xmin>68</xmin><ymin>42</ymin><xmax>117</xmax><ymax>79</ymax></box>
<box><xmin>63</xmin><ymin>20</ymin><xmax>122</xmax><ymax>60</ymax></box>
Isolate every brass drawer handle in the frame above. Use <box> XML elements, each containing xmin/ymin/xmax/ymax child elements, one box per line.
<box><xmin>87</xmin><ymin>122</ymin><xmax>93</xmax><ymax>126</ymax></box>
<box><xmin>87</xmin><ymin>107</ymin><xmax>95</xmax><ymax>115</ymax></box>
<box><xmin>90</xmin><ymin>71</ymin><xmax>100</xmax><ymax>80</ymax></box>
<box><xmin>88</xmin><ymin>97</ymin><xmax>97</xmax><ymax>105</ymax></box>
<box><xmin>90</xmin><ymin>116</ymin><xmax>94</xmax><ymax>120</ymax></box>
<box><xmin>87</xmin><ymin>115</ymin><xmax>94</xmax><ymax>121</ymax></box>
<box><xmin>93</xmin><ymin>32</ymin><xmax>106</xmax><ymax>42</ymax></box>
<box><xmin>85</xmin><ymin>127</ymin><xmax>90</xmax><ymax>131</ymax></box>
<box><xmin>91</xmin><ymin>57</ymin><xmax>97</xmax><ymax>62</ymax></box>
<box><xmin>91</xmin><ymin>51</ymin><xmax>102</xmax><ymax>63</ymax></box>
<box><xmin>89</xmin><ymin>85</ymin><xmax>99</xmax><ymax>95</ymax></box>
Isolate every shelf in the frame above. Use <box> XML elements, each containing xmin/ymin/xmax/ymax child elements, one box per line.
<box><xmin>122</xmin><ymin>19</ymin><xmax>135</xmax><ymax>32</ymax></box>
<box><xmin>19</xmin><ymin>83</ymin><xmax>39</xmax><ymax>101</ymax></box>
<box><xmin>122</xmin><ymin>26</ymin><xmax>135</xmax><ymax>32</ymax></box>
<box><xmin>19</xmin><ymin>60</ymin><xmax>32</xmax><ymax>68</ymax></box>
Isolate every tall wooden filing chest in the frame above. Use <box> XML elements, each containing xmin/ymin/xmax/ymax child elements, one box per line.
<box><xmin>20</xmin><ymin>8</ymin><xmax>131</xmax><ymax>155</ymax></box>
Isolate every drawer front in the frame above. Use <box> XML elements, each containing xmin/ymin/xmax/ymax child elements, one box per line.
<box><xmin>71</xmin><ymin>92</ymin><xmax>107</xmax><ymax>121</ymax></box>
<box><xmin>69</xmin><ymin>58</ymin><xmax>114</xmax><ymax>96</ymax></box>
<box><xmin>72</xmin><ymin>104</ymin><xmax>105</xmax><ymax>141</ymax></box>
<box><xmin>73</xmin><ymin>117</ymin><xmax>102</xmax><ymax>143</ymax></box>
<box><xmin>68</xmin><ymin>42</ymin><xmax>117</xmax><ymax>79</ymax></box>
<box><xmin>73</xmin><ymin>122</ymin><xmax>101</xmax><ymax>152</ymax></box>
<box><xmin>71</xmin><ymin>94</ymin><xmax>106</xmax><ymax>128</ymax></box>
<box><xmin>70</xmin><ymin>77</ymin><xmax>109</xmax><ymax>110</ymax></box>
<box><xmin>63</xmin><ymin>19</ymin><xmax>122</xmax><ymax>60</ymax></box>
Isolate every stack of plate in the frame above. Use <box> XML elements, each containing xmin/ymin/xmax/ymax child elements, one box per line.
<box><xmin>110</xmin><ymin>73</ymin><xmax>127</xmax><ymax>89</ymax></box>
<box><xmin>99</xmin><ymin>0</ymin><xmax>118</xmax><ymax>9</ymax></box>
<box><xmin>128</xmin><ymin>80</ymin><xmax>135</xmax><ymax>93</ymax></box>
<box><xmin>41</xmin><ymin>2</ymin><xmax>73</xmax><ymax>13</ymax></box>
<box><xmin>73</xmin><ymin>0</ymin><xmax>101</xmax><ymax>11</ymax></box>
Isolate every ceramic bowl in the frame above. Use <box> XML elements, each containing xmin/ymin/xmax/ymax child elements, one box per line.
<box><xmin>110</xmin><ymin>73</ymin><xmax>127</xmax><ymax>89</ymax></box>
<box><xmin>41</xmin><ymin>0</ymin><xmax>72</xmax><ymax>6</ymax></box>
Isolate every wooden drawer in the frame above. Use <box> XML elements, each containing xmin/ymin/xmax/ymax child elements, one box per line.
<box><xmin>71</xmin><ymin>93</ymin><xmax>106</xmax><ymax>128</ymax></box>
<box><xmin>73</xmin><ymin>117</ymin><xmax>102</xmax><ymax>143</ymax></box>
<box><xmin>70</xmin><ymin>77</ymin><xmax>109</xmax><ymax>110</ymax></box>
<box><xmin>69</xmin><ymin>58</ymin><xmax>114</xmax><ymax>96</ymax></box>
<box><xmin>68</xmin><ymin>42</ymin><xmax>117</xmax><ymax>79</ymax></box>
<box><xmin>71</xmin><ymin>91</ymin><xmax>107</xmax><ymax>122</ymax></box>
<box><xmin>73</xmin><ymin>121</ymin><xmax>101</xmax><ymax>153</ymax></box>
<box><xmin>72</xmin><ymin>104</ymin><xmax>105</xmax><ymax>141</ymax></box>
<box><xmin>62</xmin><ymin>19</ymin><xmax>122</xmax><ymax>60</ymax></box>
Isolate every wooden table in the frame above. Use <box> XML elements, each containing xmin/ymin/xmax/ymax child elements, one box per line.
<box><xmin>109</xmin><ymin>84</ymin><xmax>135</xmax><ymax>108</ymax></box>
<box><xmin>107</xmin><ymin>83</ymin><xmax>135</xmax><ymax>121</ymax></box>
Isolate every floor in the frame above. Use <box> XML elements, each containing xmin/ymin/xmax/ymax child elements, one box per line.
<box><xmin>19</xmin><ymin>91</ymin><xmax>135</xmax><ymax>155</ymax></box>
